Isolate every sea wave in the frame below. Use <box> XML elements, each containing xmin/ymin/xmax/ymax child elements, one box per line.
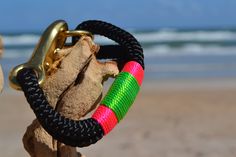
<box><xmin>3</xmin><ymin>49</ymin><xmax>32</xmax><ymax>59</ymax></box>
<box><xmin>147</xmin><ymin>63</ymin><xmax>236</xmax><ymax>72</ymax></box>
<box><xmin>2</xmin><ymin>29</ymin><xmax>236</xmax><ymax>80</ymax></box>
<box><xmin>144</xmin><ymin>44</ymin><xmax>236</xmax><ymax>57</ymax></box>
<box><xmin>2</xmin><ymin>29</ymin><xmax>236</xmax><ymax>46</ymax></box>
<box><xmin>2</xmin><ymin>29</ymin><xmax>236</xmax><ymax>59</ymax></box>
<box><xmin>2</xmin><ymin>34</ymin><xmax>40</xmax><ymax>46</ymax></box>
<box><xmin>135</xmin><ymin>30</ymin><xmax>236</xmax><ymax>43</ymax></box>
<box><xmin>4</xmin><ymin>44</ymin><xmax>236</xmax><ymax>59</ymax></box>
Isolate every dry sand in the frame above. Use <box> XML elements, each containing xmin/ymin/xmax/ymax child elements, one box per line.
<box><xmin>0</xmin><ymin>78</ymin><xmax>236</xmax><ymax>157</ymax></box>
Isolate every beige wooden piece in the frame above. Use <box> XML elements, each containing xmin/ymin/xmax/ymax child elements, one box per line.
<box><xmin>23</xmin><ymin>36</ymin><xmax>119</xmax><ymax>157</ymax></box>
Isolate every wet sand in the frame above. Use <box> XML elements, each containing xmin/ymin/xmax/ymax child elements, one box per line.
<box><xmin>0</xmin><ymin>78</ymin><xmax>236</xmax><ymax>157</ymax></box>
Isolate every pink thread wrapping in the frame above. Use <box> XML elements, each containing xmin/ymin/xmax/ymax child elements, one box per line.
<box><xmin>92</xmin><ymin>105</ymin><xmax>118</xmax><ymax>135</ymax></box>
<box><xmin>122</xmin><ymin>61</ymin><xmax>144</xmax><ymax>86</ymax></box>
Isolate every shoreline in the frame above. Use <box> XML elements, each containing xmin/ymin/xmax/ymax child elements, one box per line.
<box><xmin>143</xmin><ymin>77</ymin><xmax>236</xmax><ymax>90</ymax></box>
<box><xmin>3</xmin><ymin>77</ymin><xmax>236</xmax><ymax>94</ymax></box>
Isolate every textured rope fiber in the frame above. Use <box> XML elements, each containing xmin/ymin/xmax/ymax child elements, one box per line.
<box><xmin>122</xmin><ymin>61</ymin><xmax>144</xmax><ymax>86</ymax></box>
<box><xmin>16</xmin><ymin>20</ymin><xmax>144</xmax><ymax>147</ymax></box>
<box><xmin>101</xmin><ymin>72</ymin><xmax>140</xmax><ymax>121</ymax></box>
<box><xmin>92</xmin><ymin>105</ymin><xmax>118</xmax><ymax>135</ymax></box>
<box><xmin>17</xmin><ymin>68</ymin><xmax>104</xmax><ymax>147</ymax></box>
<box><xmin>72</xmin><ymin>20</ymin><xmax>144</xmax><ymax>69</ymax></box>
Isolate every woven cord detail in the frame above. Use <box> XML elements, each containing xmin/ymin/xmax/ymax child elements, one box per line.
<box><xmin>72</xmin><ymin>20</ymin><xmax>144</xmax><ymax>69</ymax></box>
<box><xmin>16</xmin><ymin>68</ymin><xmax>104</xmax><ymax>147</ymax></box>
<box><xmin>101</xmin><ymin>72</ymin><xmax>140</xmax><ymax>121</ymax></box>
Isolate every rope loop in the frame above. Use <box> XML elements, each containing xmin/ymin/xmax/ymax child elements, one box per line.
<box><xmin>16</xmin><ymin>20</ymin><xmax>144</xmax><ymax>147</ymax></box>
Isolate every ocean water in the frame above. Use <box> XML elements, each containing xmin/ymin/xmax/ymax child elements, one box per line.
<box><xmin>1</xmin><ymin>28</ymin><xmax>236</xmax><ymax>88</ymax></box>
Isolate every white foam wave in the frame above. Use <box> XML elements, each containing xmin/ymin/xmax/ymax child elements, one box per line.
<box><xmin>4</xmin><ymin>44</ymin><xmax>236</xmax><ymax>59</ymax></box>
<box><xmin>145</xmin><ymin>44</ymin><xmax>236</xmax><ymax>57</ymax></box>
<box><xmin>135</xmin><ymin>30</ymin><xmax>236</xmax><ymax>42</ymax></box>
<box><xmin>2</xmin><ymin>34</ymin><xmax>40</xmax><ymax>46</ymax></box>
<box><xmin>3</xmin><ymin>49</ymin><xmax>32</xmax><ymax>59</ymax></box>
<box><xmin>147</xmin><ymin>63</ymin><xmax>236</xmax><ymax>72</ymax></box>
<box><xmin>2</xmin><ymin>30</ymin><xmax>236</xmax><ymax>46</ymax></box>
<box><xmin>93</xmin><ymin>30</ymin><xmax>236</xmax><ymax>43</ymax></box>
<box><xmin>94</xmin><ymin>36</ymin><xmax>115</xmax><ymax>44</ymax></box>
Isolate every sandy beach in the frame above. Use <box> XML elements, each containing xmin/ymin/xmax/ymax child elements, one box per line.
<box><xmin>0</xmin><ymin>78</ymin><xmax>235</xmax><ymax>157</ymax></box>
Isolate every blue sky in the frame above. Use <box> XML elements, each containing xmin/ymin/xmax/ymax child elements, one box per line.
<box><xmin>0</xmin><ymin>0</ymin><xmax>236</xmax><ymax>31</ymax></box>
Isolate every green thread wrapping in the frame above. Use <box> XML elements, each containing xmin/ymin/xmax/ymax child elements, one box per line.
<box><xmin>101</xmin><ymin>72</ymin><xmax>140</xmax><ymax>121</ymax></box>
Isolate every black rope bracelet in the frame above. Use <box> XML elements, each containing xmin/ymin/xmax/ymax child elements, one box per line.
<box><xmin>16</xmin><ymin>20</ymin><xmax>144</xmax><ymax>147</ymax></box>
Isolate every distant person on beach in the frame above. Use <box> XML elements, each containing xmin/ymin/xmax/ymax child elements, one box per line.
<box><xmin>0</xmin><ymin>35</ymin><xmax>3</xmax><ymax>91</ymax></box>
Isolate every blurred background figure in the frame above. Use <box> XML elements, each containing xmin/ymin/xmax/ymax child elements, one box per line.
<box><xmin>0</xmin><ymin>36</ymin><xmax>3</xmax><ymax>91</ymax></box>
<box><xmin>0</xmin><ymin>1</ymin><xmax>236</xmax><ymax>157</ymax></box>
<box><xmin>0</xmin><ymin>36</ymin><xmax>3</xmax><ymax>55</ymax></box>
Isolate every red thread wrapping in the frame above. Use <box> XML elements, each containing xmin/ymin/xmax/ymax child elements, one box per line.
<box><xmin>92</xmin><ymin>105</ymin><xmax>118</xmax><ymax>135</ymax></box>
<box><xmin>122</xmin><ymin>61</ymin><xmax>144</xmax><ymax>86</ymax></box>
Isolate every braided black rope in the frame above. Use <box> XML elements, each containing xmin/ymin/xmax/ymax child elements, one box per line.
<box><xmin>73</xmin><ymin>20</ymin><xmax>144</xmax><ymax>69</ymax></box>
<box><xmin>16</xmin><ymin>20</ymin><xmax>144</xmax><ymax>147</ymax></box>
<box><xmin>17</xmin><ymin>68</ymin><xmax>104</xmax><ymax>147</ymax></box>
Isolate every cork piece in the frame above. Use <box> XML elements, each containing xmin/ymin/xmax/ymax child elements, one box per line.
<box><xmin>0</xmin><ymin>36</ymin><xmax>4</xmax><ymax>92</ymax></box>
<box><xmin>23</xmin><ymin>36</ymin><xmax>119</xmax><ymax>157</ymax></box>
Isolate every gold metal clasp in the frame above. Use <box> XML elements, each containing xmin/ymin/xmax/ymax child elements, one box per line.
<box><xmin>9</xmin><ymin>20</ymin><xmax>93</xmax><ymax>90</ymax></box>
